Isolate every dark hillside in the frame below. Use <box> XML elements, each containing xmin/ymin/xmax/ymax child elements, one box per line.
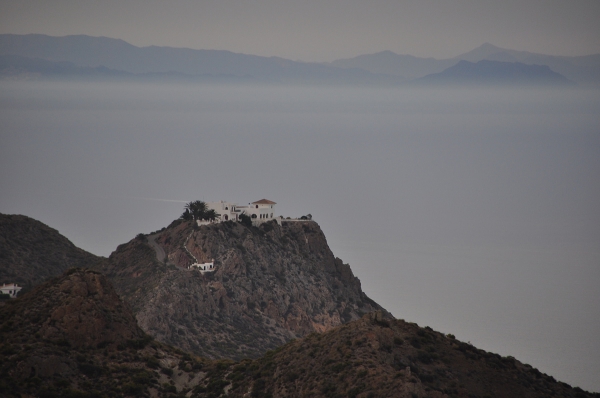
<box><xmin>2</xmin><ymin>276</ymin><xmax>597</xmax><ymax>398</ymax></box>
<box><xmin>221</xmin><ymin>312</ymin><xmax>599</xmax><ymax>398</ymax></box>
<box><xmin>0</xmin><ymin>268</ymin><xmax>210</xmax><ymax>397</ymax></box>
<box><xmin>414</xmin><ymin>60</ymin><xmax>573</xmax><ymax>86</ymax></box>
<box><xmin>94</xmin><ymin>219</ymin><xmax>383</xmax><ymax>360</ymax></box>
<box><xmin>0</xmin><ymin>213</ymin><xmax>102</xmax><ymax>292</ymax></box>
<box><xmin>1</xmin><ymin>216</ymin><xmax>596</xmax><ymax>397</ymax></box>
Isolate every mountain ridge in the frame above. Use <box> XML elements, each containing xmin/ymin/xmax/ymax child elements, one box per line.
<box><xmin>0</xmin><ymin>34</ymin><xmax>404</xmax><ymax>84</ymax></box>
<box><xmin>331</xmin><ymin>42</ymin><xmax>600</xmax><ymax>85</ymax></box>
<box><xmin>0</xmin><ymin>213</ymin><xmax>102</xmax><ymax>293</ymax></box>
<box><xmin>3</xmin><ymin>268</ymin><xmax>598</xmax><ymax>397</ymax></box>
<box><xmin>2</xmin><ymin>34</ymin><xmax>598</xmax><ymax>85</ymax></box>
<box><xmin>413</xmin><ymin>59</ymin><xmax>573</xmax><ymax>86</ymax></box>
<box><xmin>1</xmin><ymin>214</ymin><xmax>599</xmax><ymax>396</ymax></box>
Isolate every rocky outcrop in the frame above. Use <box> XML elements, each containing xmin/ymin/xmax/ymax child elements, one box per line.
<box><xmin>0</xmin><ymin>213</ymin><xmax>102</xmax><ymax>292</ymax></box>
<box><xmin>95</xmin><ymin>219</ymin><xmax>384</xmax><ymax>360</ymax></box>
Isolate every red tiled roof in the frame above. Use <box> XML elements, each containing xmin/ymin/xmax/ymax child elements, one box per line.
<box><xmin>251</xmin><ymin>199</ymin><xmax>277</xmax><ymax>205</ymax></box>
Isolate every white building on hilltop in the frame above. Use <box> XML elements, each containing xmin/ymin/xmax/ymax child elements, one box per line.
<box><xmin>203</xmin><ymin>199</ymin><xmax>279</xmax><ymax>226</ymax></box>
<box><xmin>1</xmin><ymin>283</ymin><xmax>22</xmax><ymax>298</ymax></box>
<box><xmin>205</xmin><ymin>201</ymin><xmax>240</xmax><ymax>222</ymax></box>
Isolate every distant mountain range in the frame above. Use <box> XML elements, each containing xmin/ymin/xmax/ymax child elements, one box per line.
<box><xmin>1</xmin><ymin>34</ymin><xmax>599</xmax><ymax>86</ymax></box>
<box><xmin>0</xmin><ymin>34</ymin><xmax>402</xmax><ymax>84</ymax></box>
<box><xmin>331</xmin><ymin>42</ymin><xmax>600</xmax><ymax>86</ymax></box>
<box><xmin>414</xmin><ymin>60</ymin><xmax>573</xmax><ymax>86</ymax></box>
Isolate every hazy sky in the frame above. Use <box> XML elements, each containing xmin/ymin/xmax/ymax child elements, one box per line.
<box><xmin>1</xmin><ymin>0</ymin><xmax>600</xmax><ymax>62</ymax></box>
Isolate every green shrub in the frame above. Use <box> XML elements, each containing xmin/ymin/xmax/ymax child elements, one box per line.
<box><xmin>122</xmin><ymin>382</ymin><xmax>145</xmax><ymax>396</ymax></box>
<box><xmin>78</xmin><ymin>363</ymin><xmax>105</xmax><ymax>377</ymax></box>
<box><xmin>146</xmin><ymin>356</ymin><xmax>159</xmax><ymax>369</ymax></box>
<box><xmin>162</xmin><ymin>383</ymin><xmax>177</xmax><ymax>393</ymax></box>
<box><xmin>126</xmin><ymin>336</ymin><xmax>152</xmax><ymax>350</ymax></box>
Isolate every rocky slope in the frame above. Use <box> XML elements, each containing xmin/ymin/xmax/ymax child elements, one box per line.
<box><xmin>1</xmin><ymin>216</ymin><xmax>597</xmax><ymax>397</ymax></box>
<box><xmin>219</xmin><ymin>312</ymin><xmax>599</xmax><ymax>398</ymax></box>
<box><xmin>94</xmin><ymin>219</ymin><xmax>383</xmax><ymax>360</ymax></box>
<box><xmin>1</xmin><ymin>271</ymin><xmax>597</xmax><ymax>398</ymax></box>
<box><xmin>0</xmin><ymin>213</ymin><xmax>102</xmax><ymax>292</ymax></box>
<box><xmin>0</xmin><ymin>268</ymin><xmax>210</xmax><ymax>397</ymax></box>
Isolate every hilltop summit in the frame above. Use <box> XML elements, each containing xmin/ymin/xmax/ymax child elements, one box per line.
<box><xmin>0</xmin><ymin>214</ymin><xmax>102</xmax><ymax>292</ymax></box>
<box><xmin>94</xmin><ymin>218</ymin><xmax>384</xmax><ymax>360</ymax></box>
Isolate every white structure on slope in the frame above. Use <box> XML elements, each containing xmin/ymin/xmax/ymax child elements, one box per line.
<box><xmin>204</xmin><ymin>199</ymin><xmax>279</xmax><ymax>226</ymax></box>
<box><xmin>190</xmin><ymin>261</ymin><xmax>215</xmax><ymax>273</ymax></box>
<box><xmin>1</xmin><ymin>283</ymin><xmax>22</xmax><ymax>298</ymax></box>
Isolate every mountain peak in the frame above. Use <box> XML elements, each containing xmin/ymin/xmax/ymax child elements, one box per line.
<box><xmin>456</xmin><ymin>43</ymin><xmax>509</xmax><ymax>61</ymax></box>
<box><xmin>415</xmin><ymin>59</ymin><xmax>573</xmax><ymax>86</ymax></box>
<box><xmin>95</xmin><ymin>218</ymin><xmax>384</xmax><ymax>359</ymax></box>
<box><xmin>0</xmin><ymin>213</ymin><xmax>102</xmax><ymax>292</ymax></box>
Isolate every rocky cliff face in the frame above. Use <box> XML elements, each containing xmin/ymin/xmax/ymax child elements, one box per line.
<box><xmin>0</xmin><ymin>213</ymin><xmax>102</xmax><ymax>292</ymax></box>
<box><xmin>95</xmin><ymin>219</ymin><xmax>383</xmax><ymax>360</ymax></box>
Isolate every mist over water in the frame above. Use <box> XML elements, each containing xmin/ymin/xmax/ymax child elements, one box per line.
<box><xmin>1</xmin><ymin>81</ymin><xmax>599</xmax><ymax>391</ymax></box>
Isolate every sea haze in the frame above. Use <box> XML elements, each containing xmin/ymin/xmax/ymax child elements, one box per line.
<box><xmin>1</xmin><ymin>81</ymin><xmax>599</xmax><ymax>392</ymax></box>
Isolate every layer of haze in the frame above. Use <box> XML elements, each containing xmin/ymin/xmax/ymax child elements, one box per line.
<box><xmin>1</xmin><ymin>82</ymin><xmax>599</xmax><ymax>392</ymax></box>
<box><xmin>1</xmin><ymin>0</ymin><xmax>600</xmax><ymax>61</ymax></box>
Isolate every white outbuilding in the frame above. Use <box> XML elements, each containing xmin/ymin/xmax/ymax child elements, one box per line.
<box><xmin>1</xmin><ymin>283</ymin><xmax>22</xmax><ymax>298</ymax></box>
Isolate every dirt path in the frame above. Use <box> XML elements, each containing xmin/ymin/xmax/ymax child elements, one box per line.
<box><xmin>146</xmin><ymin>234</ymin><xmax>166</xmax><ymax>263</ymax></box>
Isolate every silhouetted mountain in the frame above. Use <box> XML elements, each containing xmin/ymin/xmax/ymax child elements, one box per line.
<box><xmin>331</xmin><ymin>50</ymin><xmax>455</xmax><ymax>80</ymax></box>
<box><xmin>413</xmin><ymin>60</ymin><xmax>573</xmax><ymax>86</ymax></box>
<box><xmin>0</xmin><ymin>34</ymin><xmax>404</xmax><ymax>84</ymax></box>
<box><xmin>0</xmin><ymin>214</ymin><xmax>102</xmax><ymax>293</ymax></box>
<box><xmin>0</xmin><ymin>54</ymin><xmax>258</xmax><ymax>82</ymax></box>
<box><xmin>3</xmin><ymin>34</ymin><xmax>597</xmax><ymax>85</ymax></box>
<box><xmin>331</xmin><ymin>43</ymin><xmax>600</xmax><ymax>86</ymax></box>
<box><xmin>457</xmin><ymin>43</ymin><xmax>600</xmax><ymax>85</ymax></box>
